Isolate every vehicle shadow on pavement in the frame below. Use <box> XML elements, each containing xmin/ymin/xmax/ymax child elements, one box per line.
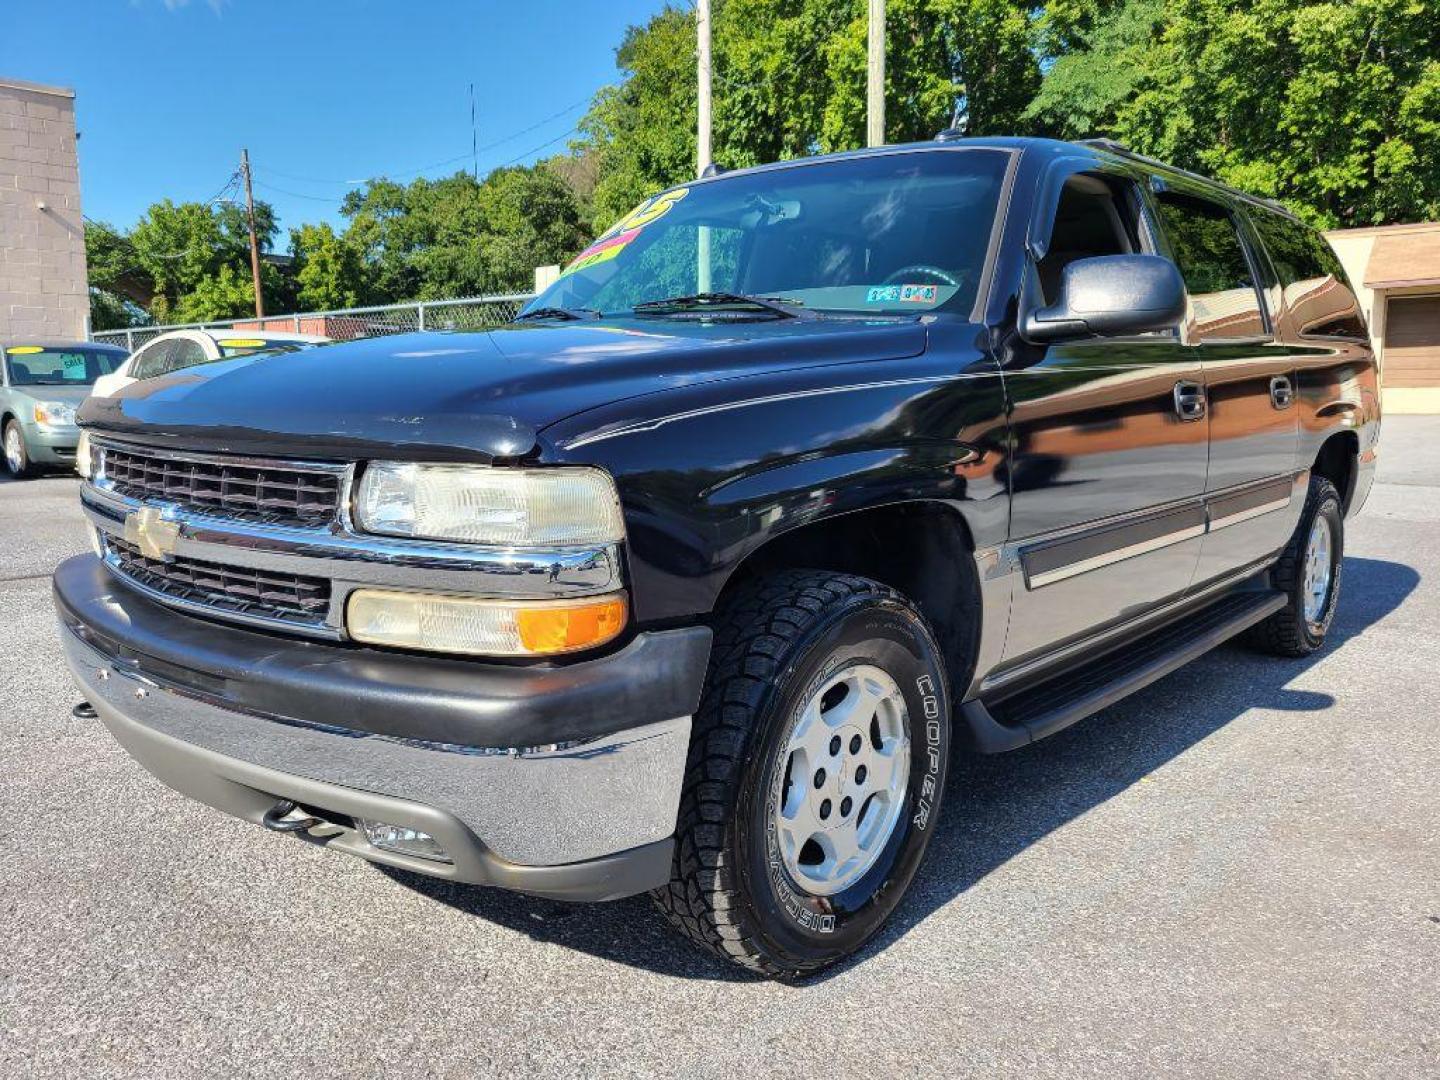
<box><xmin>382</xmin><ymin>556</ymin><xmax>1418</xmax><ymax>984</ymax></box>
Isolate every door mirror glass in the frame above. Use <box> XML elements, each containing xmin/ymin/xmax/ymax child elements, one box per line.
<box><xmin>1023</xmin><ymin>254</ymin><xmax>1186</xmax><ymax>342</ymax></box>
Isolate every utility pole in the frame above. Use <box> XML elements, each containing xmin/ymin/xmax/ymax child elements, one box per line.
<box><xmin>696</xmin><ymin>0</ymin><xmax>713</xmax><ymax>292</ymax></box>
<box><xmin>239</xmin><ymin>148</ymin><xmax>264</xmax><ymax>319</ymax></box>
<box><xmin>696</xmin><ymin>0</ymin><xmax>712</xmax><ymax>176</ymax></box>
<box><xmin>867</xmin><ymin>0</ymin><xmax>885</xmax><ymax>147</ymax></box>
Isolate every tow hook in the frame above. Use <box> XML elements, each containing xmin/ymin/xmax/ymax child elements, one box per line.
<box><xmin>261</xmin><ymin>799</ymin><xmax>322</xmax><ymax>833</ymax></box>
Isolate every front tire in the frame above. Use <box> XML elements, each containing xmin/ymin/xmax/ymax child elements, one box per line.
<box><xmin>653</xmin><ymin>570</ymin><xmax>951</xmax><ymax>978</ymax></box>
<box><xmin>4</xmin><ymin>419</ymin><xmax>33</xmax><ymax>479</ymax></box>
<box><xmin>1245</xmin><ymin>475</ymin><xmax>1344</xmax><ymax>657</ymax></box>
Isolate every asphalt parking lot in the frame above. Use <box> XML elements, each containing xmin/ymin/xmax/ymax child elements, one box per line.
<box><xmin>2</xmin><ymin>420</ymin><xmax>1438</xmax><ymax>1079</ymax></box>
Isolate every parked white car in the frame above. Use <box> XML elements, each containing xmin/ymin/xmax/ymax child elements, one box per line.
<box><xmin>90</xmin><ymin>329</ymin><xmax>330</xmax><ymax>398</ymax></box>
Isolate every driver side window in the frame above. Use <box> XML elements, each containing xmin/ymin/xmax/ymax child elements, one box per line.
<box><xmin>1037</xmin><ymin>174</ymin><xmax>1143</xmax><ymax>305</ymax></box>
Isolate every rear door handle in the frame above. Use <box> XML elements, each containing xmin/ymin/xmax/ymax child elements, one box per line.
<box><xmin>1173</xmin><ymin>380</ymin><xmax>1207</xmax><ymax>422</ymax></box>
<box><xmin>1270</xmin><ymin>375</ymin><xmax>1294</xmax><ymax>410</ymax></box>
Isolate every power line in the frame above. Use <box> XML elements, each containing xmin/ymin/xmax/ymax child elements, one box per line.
<box><xmin>252</xmin><ymin>126</ymin><xmax>581</xmax><ymax>206</ymax></box>
<box><xmin>253</xmin><ymin>95</ymin><xmax>591</xmax><ymax>186</ymax></box>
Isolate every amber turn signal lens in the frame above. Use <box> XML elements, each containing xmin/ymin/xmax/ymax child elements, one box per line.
<box><xmin>346</xmin><ymin>589</ymin><xmax>627</xmax><ymax>657</ymax></box>
<box><xmin>515</xmin><ymin>596</ymin><xmax>628</xmax><ymax>654</ymax></box>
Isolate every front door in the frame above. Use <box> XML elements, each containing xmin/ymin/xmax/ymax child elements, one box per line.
<box><xmin>1000</xmin><ymin>170</ymin><xmax>1209</xmax><ymax>665</ymax></box>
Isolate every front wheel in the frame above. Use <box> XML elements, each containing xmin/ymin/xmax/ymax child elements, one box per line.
<box><xmin>653</xmin><ymin>570</ymin><xmax>951</xmax><ymax>978</ymax></box>
<box><xmin>4</xmin><ymin>420</ymin><xmax>33</xmax><ymax>479</ymax></box>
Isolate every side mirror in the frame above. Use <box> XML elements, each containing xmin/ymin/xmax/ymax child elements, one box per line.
<box><xmin>1023</xmin><ymin>254</ymin><xmax>1186</xmax><ymax>343</ymax></box>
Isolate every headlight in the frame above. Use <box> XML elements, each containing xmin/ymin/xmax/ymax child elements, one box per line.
<box><xmin>33</xmin><ymin>401</ymin><xmax>76</xmax><ymax>427</ymax></box>
<box><xmin>346</xmin><ymin>589</ymin><xmax>628</xmax><ymax>656</ymax></box>
<box><xmin>354</xmin><ymin>463</ymin><xmax>625</xmax><ymax>547</ymax></box>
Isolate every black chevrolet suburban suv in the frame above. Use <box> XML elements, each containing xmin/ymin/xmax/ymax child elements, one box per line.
<box><xmin>57</xmin><ymin>137</ymin><xmax>1378</xmax><ymax>977</ymax></box>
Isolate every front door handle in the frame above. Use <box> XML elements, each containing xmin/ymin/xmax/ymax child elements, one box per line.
<box><xmin>1173</xmin><ymin>380</ymin><xmax>1207</xmax><ymax>422</ymax></box>
<box><xmin>1270</xmin><ymin>375</ymin><xmax>1294</xmax><ymax>410</ymax></box>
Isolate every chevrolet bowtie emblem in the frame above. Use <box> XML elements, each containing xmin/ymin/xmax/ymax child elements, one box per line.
<box><xmin>124</xmin><ymin>507</ymin><xmax>181</xmax><ymax>561</ymax></box>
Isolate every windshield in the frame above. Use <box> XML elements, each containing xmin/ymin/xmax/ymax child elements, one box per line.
<box><xmin>528</xmin><ymin>148</ymin><xmax>1011</xmax><ymax>319</ymax></box>
<box><xmin>4</xmin><ymin>346</ymin><xmax>126</xmax><ymax>386</ymax></box>
<box><xmin>216</xmin><ymin>340</ymin><xmax>310</xmax><ymax>358</ymax></box>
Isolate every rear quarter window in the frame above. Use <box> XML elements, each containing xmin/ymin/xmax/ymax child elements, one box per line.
<box><xmin>1249</xmin><ymin>212</ymin><xmax>1368</xmax><ymax>340</ymax></box>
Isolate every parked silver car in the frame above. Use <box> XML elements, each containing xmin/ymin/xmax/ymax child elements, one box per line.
<box><xmin>2</xmin><ymin>341</ymin><xmax>128</xmax><ymax>478</ymax></box>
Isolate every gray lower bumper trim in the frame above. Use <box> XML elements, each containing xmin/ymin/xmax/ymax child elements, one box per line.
<box><xmin>62</xmin><ymin>624</ymin><xmax>689</xmax><ymax>893</ymax></box>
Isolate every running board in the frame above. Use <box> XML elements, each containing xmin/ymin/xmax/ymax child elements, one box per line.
<box><xmin>960</xmin><ymin>589</ymin><xmax>1287</xmax><ymax>753</ymax></box>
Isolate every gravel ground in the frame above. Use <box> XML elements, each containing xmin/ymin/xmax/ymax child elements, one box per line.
<box><xmin>2</xmin><ymin>420</ymin><xmax>1438</xmax><ymax>1079</ymax></box>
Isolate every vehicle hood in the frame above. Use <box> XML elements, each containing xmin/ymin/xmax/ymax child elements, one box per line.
<box><xmin>12</xmin><ymin>385</ymin><xmax>93</xmax><ymax>407</ymax></box>
<box><xmin>76</xmin><ymin>318</ymin><xmax>928</xmax><ymax>461</ymax></box>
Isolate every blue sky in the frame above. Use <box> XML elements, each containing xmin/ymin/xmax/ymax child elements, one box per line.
<box><xmin>2</xmin><ymin>0</ymin><xmax>666</xmax><ymax>240</ymax></box>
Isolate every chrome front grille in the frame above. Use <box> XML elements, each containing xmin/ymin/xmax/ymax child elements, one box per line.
<box><xmin>105</xmin><ymin>536</ymin><xmax>331</xmax><ymax>629</ymax></box>
<box><xmin>100</xmin><ymin>443</ymin><xmax>343</xmax><ymax>527</ymax></box>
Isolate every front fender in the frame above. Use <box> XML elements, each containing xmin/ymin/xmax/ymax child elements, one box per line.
<box><xmin>540</xmin><ymin>338</ymin><xmax>1011</xmax><ymax>625</ymax></box>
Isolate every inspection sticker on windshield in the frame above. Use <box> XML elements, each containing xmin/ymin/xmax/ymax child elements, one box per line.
<box><xmin>6</xmin><ymin>345</ymin><xmax>43</xmax><ymax>354</ymax></box>
<box><xmin>865</xmin><ymin>284</ymin><xmax>940</xmax><ymax>305</ymax></box>
<box><xmin>900</xmin><ymin>284</ymin><xmax>939</xmax><ymax>303</ymax></box>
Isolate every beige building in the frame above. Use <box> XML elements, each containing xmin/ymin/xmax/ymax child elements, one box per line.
<box><xmin>0</xmin><ymin>77</ymin><xmax>89</xmax><ymax>342</ymax></box>
<box><xmin>1327</xmin><ymin>222</ymin><xmax>1440</xmax><ymax>413</ymax></box>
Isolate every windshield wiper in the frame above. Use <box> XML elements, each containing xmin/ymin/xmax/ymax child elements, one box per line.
<box><xmin>632</xmin><ymin>292</ymin><xmax>812</xmax><ymax>319</ymax></box>
<box><xmin>513</xmin><ymin>305</ymin><xmax>601</xmax><ymax>322</ymax></box>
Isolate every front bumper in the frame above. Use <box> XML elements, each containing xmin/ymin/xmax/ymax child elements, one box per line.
<box><xmin>24</xmin><ymin>421</ymin><xmax>78</xmax><ymax>465</ymax></box>
<box><xmin>55</xmin><ymin>554</ymin><xmax>711</xmax><ymax>900</ymax></box>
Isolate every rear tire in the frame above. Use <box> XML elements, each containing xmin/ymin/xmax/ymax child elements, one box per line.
<box><xmin>653</xmin><ymin>569</ymin><xmax>951</xmax><ymax>978</ymax></box>
<box><xmin>3</xmin><ymin>419</ymin><xmax>33</xmax><ymax>479</ymax></box>
<box><xmin>1245</xmin><ymin>475</ymin><xmax>1343</xmax><ymax>657</ymax></box>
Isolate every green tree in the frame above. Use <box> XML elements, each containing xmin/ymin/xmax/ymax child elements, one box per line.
<box><xmin>577</xmin><ymin>0</ymin><xmax>1060</xmax><ymax>231</ymax></box>
<box><xmin>1028</xmin><ymin>0</ymin><xmax>1440</xmax><ymax>227</ymax></box>
<box><xmin>129</xmin><ymin>198</ymin><xmax>278</xmax><ymax>320</ymax></box>
<box><xmin>340</xmin><ymin>164</ymin><xmax>588</xmax><ymax>301</ymax></box>
<box><xmin>291</xmin><ymin>222</ymin><xmax>367</xmax><ymax>310</ymax></box>
<box><xmin>171</xmin><ymin>263</ymin><xmax>255</xmax><ymax>323</ymax></box>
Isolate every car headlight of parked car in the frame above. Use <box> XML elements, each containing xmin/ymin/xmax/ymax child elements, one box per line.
<box><xmin>353</xmin><ymin>462</ymin><xmax>625</xmax><ymax>547</ymax></box>
<box><xmin>348</xmin><ymin>462</ymin><xmax>629</xmax><ymax>656</ymax></box>
<box><xmin>33</xmin><ymin>401</ymin><xmax>77</xmax><ymax>428</ymax></box>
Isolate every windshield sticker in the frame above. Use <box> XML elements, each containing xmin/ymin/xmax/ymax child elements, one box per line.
<box><xmin>601</xmin><ymin>187</ymin><xmax>689</xmax><ymax>241</ymax></box>
<box><xmin>62</xmin><ymin>352</ymin><xmax>88</xmax><ymax>379</ymax></box>
<box><xmin>562</xmin><ymin>228</ymin><xmax>641</xmax><ymax>277</ymax></box>
<box><xmin>865</xmin><ymin>284</ymin><xmax>942</xmax><ymax>305</ymax></box>
<box><xmin>561</xmin><ymin>188</ymin><xmax>690</xmax><ymax>279</ymax></box>
<box><xmin>6</xmin><ymin>345</ymin><xmax>43</xmax><ymax>354</ymax></box>
<box><xmin>217</xmin><ymin>338</ymin><xmax>268</xmax><ymax>348</ymax></box>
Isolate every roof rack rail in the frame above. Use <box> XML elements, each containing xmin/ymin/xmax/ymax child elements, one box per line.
<box><xmin>1074</xmin><ymin>138</ymin><xmax>1298</xmax><ymax>220</ymax></box>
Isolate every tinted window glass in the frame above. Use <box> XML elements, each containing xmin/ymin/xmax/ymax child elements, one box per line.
<box><xmin>1155</xmin><ymin>192</ymin><xmax>1267</xmax><ymax>340</ymax></box>
<box><xmin>167</xmin><ymin>339</ymin><xmax>208</xmax><ymax>373</ymax></box>
<box><xmin>1249</xmin><ymin>212</ymin><xmax>1367</xmax><ymax>339</ymax></box>
<box><xmin>530</xmin><ymin>149</ymin><xmax>1011</xmax><ymax>318</ymax></box>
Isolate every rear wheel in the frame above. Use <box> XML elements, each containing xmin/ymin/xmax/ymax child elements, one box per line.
<box><xmin>653</xmin><ymin>570</ymin><xmax>951</xmax><ymax>978</ymax></box>
<box><xmin>1245</xmin><ymin>475</ymin><xmax>1343</xmax><ymax>657</ymax></box>
<box><xmin>3</xmin><ymin>420</ymin><xmax>33</xmax><ymax>479</ymax></box>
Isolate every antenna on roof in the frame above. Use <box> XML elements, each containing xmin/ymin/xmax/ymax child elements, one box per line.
<box><xmin>935</xmin><ymin>100</ymin><xmax>965</xmax><ymax>142</ymax></box>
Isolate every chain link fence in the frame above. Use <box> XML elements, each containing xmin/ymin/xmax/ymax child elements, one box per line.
<box><xmin>91</xmin><ymin>294</ymin><xmax>536</xmax><ymax>353</ymax></box>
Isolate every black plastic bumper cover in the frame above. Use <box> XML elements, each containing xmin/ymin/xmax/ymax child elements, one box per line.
<box><xmin>53</xmin><ymin>553</ymin><xmax>712</xmax><ymax>749</ymax></box>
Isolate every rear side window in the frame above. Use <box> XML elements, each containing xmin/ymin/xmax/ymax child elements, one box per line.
<box><xmin>1248</xmin><ymin>212</ymin><xmax>1367</xmax><ymax>340</ymax></box>
<box><xmin>1155</xmin><ymin>192</ymin><xmax>1267</xmax><ymax>341</ymax></box>
<box><xmin>129</xmin><ymin>340</ymin><xmax>174</xmax><ymax>380</ymax></box>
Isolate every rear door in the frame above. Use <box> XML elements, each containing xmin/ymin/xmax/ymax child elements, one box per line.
<box><xmin>1151</xmin><ymin>187</ymin><xmax>1299</xmax><ymax>585</ymax></box>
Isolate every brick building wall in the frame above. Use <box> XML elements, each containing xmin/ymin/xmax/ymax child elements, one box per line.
<box><xmin>0</xmin><ymin>77</ymin><xmax>89</xmax><ymax>341</ymax></box>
